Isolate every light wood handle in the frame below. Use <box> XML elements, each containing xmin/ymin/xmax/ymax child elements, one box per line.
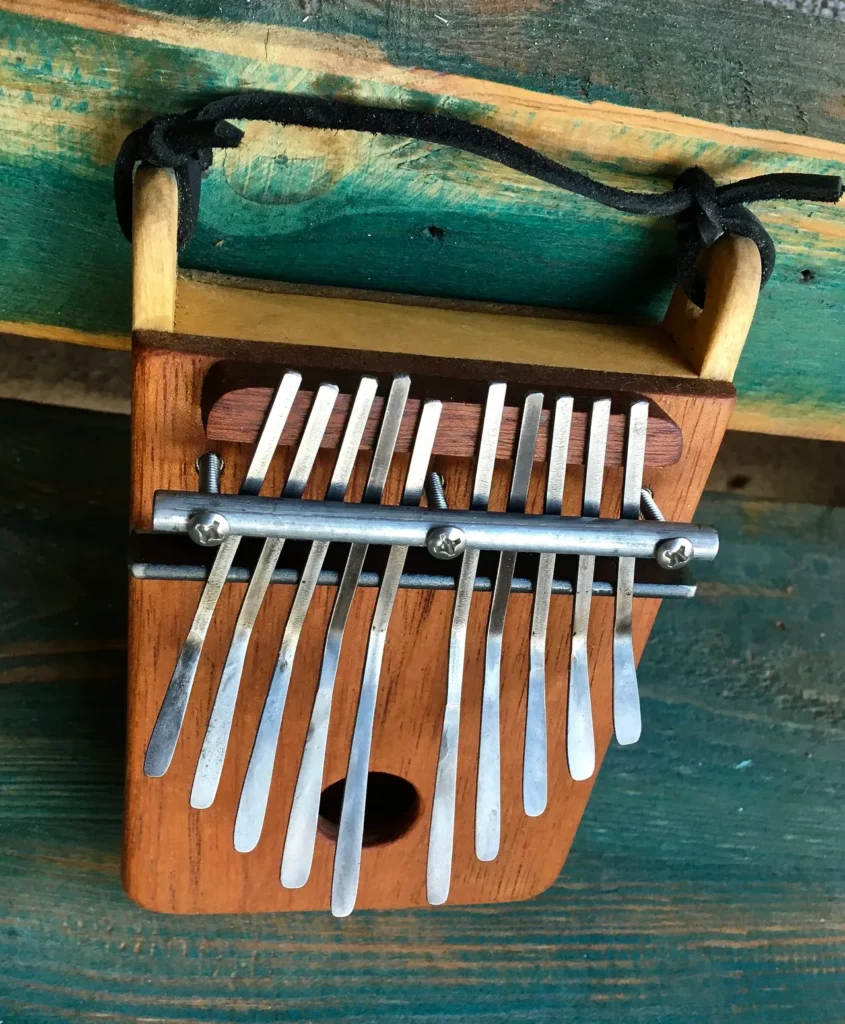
<box><xmin>132</xmin><ymin>166</ymin><xmax>178</xmax><ymax>332</ymax></box>
<box><xmin>662</xmin><ymin>234</ymin><xmax>761</xmax><ymax>382</ymax></box>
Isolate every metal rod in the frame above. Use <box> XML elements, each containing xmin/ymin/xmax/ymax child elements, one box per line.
<box><xmin>524</xmin><ymin>395</ymin><xmax>573</xmax><ymax>819</ymax></box>
<box><xmin>191</xmin><ymin>377</ymin><xmax>377</xmax><ymax>813</ymax></box>
<box><xmin>567</xmin><ymin>398</ymin><xmax>611</xmax><ymax>783</ymax></box>
<box><xmin>331</xmin><ymin>399</ymin><xmax>443</xmax><ymax>917</ymax></box>
<box><xmin>194</xmin><ymin>383</ymin><xmax>339</xmax><ymax>822</ymax></box>
<box><xmin>143</xmin><ymin>370</ymin><xmax>302</xmax><ymax>779</ymax></box>
<box><xmin>476</xmin><ymin>392</ymin><xmax>543</xmax><ymax>862</ymax></box>
<box><xmin>153</xmin><ymin>495</ymin><xmax>719</xmax><ymax>562</ymax></box>
<box><xmin>131</xmin><ymin>561</ymin><xmax>697</xmax><ymax>598</ymax></box>
<box><xmin>427</xmin><ymin>381</ymin><xmax>507</xmax><ymax>906</ymax></box>
<box><xmin>613</xmin><ymin>401</ymin><xmax>650</xmax><ymax>748</ymax></box>
<box><xmin>280</xmin><ymin>376</ymin><xmax>411</xmax><ymax>890</ymax></box>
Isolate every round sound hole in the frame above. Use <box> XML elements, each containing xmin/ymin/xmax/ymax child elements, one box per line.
<box><xmin>317</xmin><ymin>772</ymin><xmax>420</xmax><ymax>847</ymax></box>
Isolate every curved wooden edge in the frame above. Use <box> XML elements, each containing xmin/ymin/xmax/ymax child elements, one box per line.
<box><xmin>662</xmin><ymin>236</ymin><xmax>762</xmax><ymax>383</ymax></box>
<box><xmin>130</xmin><ymin>168</ymin><xmax>759</xmax><ymax>386</ymax></box>
<box><xmin>132</xmin><ymin>167</ymin><xmax>178</xmax><ymax>333</ymax></box>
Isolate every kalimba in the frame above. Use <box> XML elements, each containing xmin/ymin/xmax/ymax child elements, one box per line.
<box><xmin>124</xmin><ymin>165</ymin><xmax>748</xmax><ymax>916</ymax></box>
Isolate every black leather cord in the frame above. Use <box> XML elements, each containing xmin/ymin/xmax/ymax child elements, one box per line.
<box><xmin>114</xmin><ymin>91</ymin><xmax>843</xmax><ymax>308</ymax></box>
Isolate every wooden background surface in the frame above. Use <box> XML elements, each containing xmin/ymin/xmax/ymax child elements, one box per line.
<box><xmin>2</xmin><ymin>394</ymin><xmax>845</xmax><ymax>1019</ymax></box>
<box><xmin>0</xmin><ymin>1</ymin><xmax>842</xmax><ymax>438</ymax></box>
<box><xmin>1</xmin><ymin>1</ymin><xmax>844</xmax><ymax>1016</ymax></box>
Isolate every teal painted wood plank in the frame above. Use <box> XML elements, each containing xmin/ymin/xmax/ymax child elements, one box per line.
<box><xmin>0</xmin><ymin>6</ymin><xmax>843</xmax><ymax>432</ymax></box>
<box><xmin>1</xmin><ymin>399</ymin><xmax>845</xmax><ymax>1021</ymax></box>
<box><xmin>121</xmin><ymin>0</ymin><xmax>845</xmax><ymax>144</ymax></box>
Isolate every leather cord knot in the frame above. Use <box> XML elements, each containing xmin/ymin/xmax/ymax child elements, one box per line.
<box><xmin>675</xmin><ymin>167</ymin><xmax>724</xmax><ymax>248</ymax></box>
<box><xmin>113</xmin><ymin>92</ymin><xmax>844</xmax><ymax>307</ymax></box>
<box><xmin>671</xmin><ymin>166</ymin><xmax>791</xmax><ymax>308</ymax></box>
<box><xmin>114</xmin><ymin>111</ymin><xmax>243</xmax><ymax>248</ymax></box>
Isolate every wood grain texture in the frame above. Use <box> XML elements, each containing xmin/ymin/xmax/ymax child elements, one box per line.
<box><xmin>664</xmin><ymin>235</ymin><xmax>763</xmax><ymax>382</ymax></box>
<box><xmin>12</xmin><ymin>0</ymin><xmax>845</xmax><ymax>139</ymax></box>
<box><xmin>0</xmin><ymin>1</ymin><xmax>842</xmax><ymax>439</ymax></box>
<box><xmin>206</xmin><ymin>386</ymin><xmax>684</xmax><ymax>467</ymax></box>
<box><xmin>124</xmin><ymin>334</ymin><xmax>732</xmax><ymax>912</ymax></box>
<box><xmin>131</xmin><ymin>167</ymin><xmax>177</xmax><ymax>332</ymax></box>
<box><xmin>136</xmin><ymin>161</ymin><xmax>747</xmax><ymax>441</ymax></box>
<box><xmin>2</xmin><ymin>391</ymin><xmax>845</xmax><ymax>1019</ymax></box>
<box><xmin>174</xmin><ymin>273</ymin><xmax>698</xmax><ymax>380</ymax></box>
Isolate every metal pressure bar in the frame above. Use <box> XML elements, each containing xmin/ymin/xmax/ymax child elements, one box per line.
<box><xmin>153</xmin><ymin>493</ymin><xmax>719</xmax><ymax>563</ymax></box>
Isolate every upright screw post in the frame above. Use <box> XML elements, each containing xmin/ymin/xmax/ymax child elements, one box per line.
<box><xmin>640</xmin><ymin>487</ymin><xmax>665</xmax><ymax>522</ymax></box>
<box><xmin>425</xmin><ymin>471</ymin><xmax>449</xmax><ymax>511</ymax></box>
<box><xmin>196</xmin><ymin>453</ymin><xmax>223</xmax><ymax>494</ymax></box>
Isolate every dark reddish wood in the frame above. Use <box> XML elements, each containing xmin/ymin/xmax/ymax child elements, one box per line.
<box><xmin>205</xmin><ymin>387</ymin><xmax>683</xmax><ymax>466</ymax></box>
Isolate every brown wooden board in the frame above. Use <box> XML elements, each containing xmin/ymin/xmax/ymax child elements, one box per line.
<box><xmin>124</xmin><ymin>332</ymin><xmax>732</xmax><ymax>912</ymax></box>
<box><xmin>204</xmin><ymin>382</ymin><xmax>683</xmax><ymax>467</ymax></box>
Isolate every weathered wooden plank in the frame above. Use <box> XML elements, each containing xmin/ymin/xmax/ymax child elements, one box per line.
<box><xmin>0</xmin><ymin>1</ymin><xmax>843</xmax><ymax>441</ymax></box>
<box><xmin>84</xmin><ymin>0</ymin><xmax>845</xmax><ymax>143</ymax></box>
<box><xmin>1</xmin><ymin>397</ymin><xmax>845</xmax><ymax>1019</ymax></box>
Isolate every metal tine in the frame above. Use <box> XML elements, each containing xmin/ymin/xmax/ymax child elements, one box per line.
<box><xmin>143</xmin><ymin>371</ymin><xmax>302</xmax><ymax>778</ymax></box>
<box><xmin>566</xmin><ymin>397</ymin><xmax>612</xmax><ymax>782</ymax></box>
<box><xmin>523</xmin><ymin>395</ymin><xmax>574</xmax><ymax>818</ymax></box>
<box><xmin>227</xmin><ymin>378</ymin><xmax>377</xmax><ymax>836</ymax></box>
<box><xmin>331</xmin><ymin>399</ymin><xmax>443</xmax><ymax>918</ymax></box>
<box><xmin>184</xmin><ymin>383</ymin><xmax>337</xmax><ymax>809</ymax></box>
<box><xmin>612</xmin><ymin>400</ymin><xmax>650</xmax><ymax>746</ymax></box>
<box><xmin>191</xmin><ymin>385</ymin><xmax>335</xmax><ymax>806</ymax></box>
<box><xmin>192</xmin><ymin>377</ymin><xmax>378</xmax><ymax>812</ymax></box>
<box><xmin>476</xmin><ymin>392</ymin><xmax>544</xmax><ymax>862</ymax></box>
<box><xmin>427</xmin><ymin>382</ymin><xmax>507</xmax><ymax>906</ymax></box>
<box><xmin>280</xmin><ymin>376</ymin><xmax>411</xmax><ymax>889</ymax></box>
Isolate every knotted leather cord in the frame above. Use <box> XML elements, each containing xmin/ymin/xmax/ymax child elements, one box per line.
<box><xmin>114</xmin><ymin>91</ymin><xmax>843</xmax><ymax>308</ymax></box>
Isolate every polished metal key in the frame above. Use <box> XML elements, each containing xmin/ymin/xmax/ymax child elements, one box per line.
<box><xmin>331</xmin><ymin>399</ymin><xmax>442</xmax><ymax>917</ymax></box>
<box><xmin>192</xmin><ymin>378</ymin><xmax>377</xmax><ymax>812</ymax></box>
<box><xmin>281</xmin><ymin>376</ymin><xmax>411</xmax><ymax>889</ymax></box>
<box><xmin>612</xmin><ymin>400</ymin><xmax>649</xmax><ymax>746</ymax></box>
<box><xmin>202</xmin><ymin>382</ymin><xmax>338</xmax><ymax>843</ymax></box>
<box><xmin>476</xmin><ymin>392</ymin><xmax>543</xmax><ymax>862</ymax></box>
<box><xmin>523</xmin><ymin>395</ymin><xmax>573</xmax><ymax>817</ymax></box>
<box><xmin>566</xmin><ymin>397</ymin><xmax>611</xmax><ymax>783</ymax></box>
<box><xmin>427</xmin><ymin>382</ymin><xmax>507</xmax><ymax>906</ymax></box>
<box><xmin>143</xmin><ymin>370</ymin><xmax>302</xmax><ymax>778</ymax></box>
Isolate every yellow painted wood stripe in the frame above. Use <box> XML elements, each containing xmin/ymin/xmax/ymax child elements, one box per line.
<box><xmin>173</xmin><ymin>273</ymin><xmax>697</xmax><ymax>378</ymax></box>
<box><xmin>0</xmin><ymin>319</ymin><xmax>127</xmax><ymax>351</ymax></box>
<box><xmin>3</xmin><ymin>311</ymin><xmax>842</xmax><ymax>441</ymax></box>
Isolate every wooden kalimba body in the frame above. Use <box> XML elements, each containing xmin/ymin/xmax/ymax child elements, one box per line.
<box><xmin>124</xmin><ymin>167</ymin><xmax>754</xmax><ymax>915</ymax></box>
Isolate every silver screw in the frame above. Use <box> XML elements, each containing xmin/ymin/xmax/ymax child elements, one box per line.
<box><xmin>425</xmin><ymin>471</ymin><xmax>449</xmax><ymax>511</ymax></box>
<box><xmin>187</xmin><ymin>509</ymin><xmax>230</xmax><ymax>547</ymax></box>
<box><xmin>196</xmin><ymin>452</ymin><xmax>223</xmax><ymax>494</ymax></box>
<box><xmin>426</xmin><ymin>525</ymin><xmax>467</xmax><ymax>560</ymax></box>
<box><xmin>640</xmin><ymin>488</ymin><xmax>665</xmax><ymax>522</ymax></box>
<box><xmin>656</xmin><ymin>536</ymin><xmax>693</xmax><ymax>570</ymax></box>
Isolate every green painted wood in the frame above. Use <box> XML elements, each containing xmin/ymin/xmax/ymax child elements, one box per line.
<box><xmin>0</xmin><ymin>5</ymin><xmax>843</xmax><ymax>432</ymax></box>
<box><xmin>1</xmin><ymin>398</ymin><xmax>845</xmax><ymax>1021</ymax></box>
<box><xmin>123</xmin><ymin>0</ymin><xmax>845</xmax><ymax>143</ymax></box>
